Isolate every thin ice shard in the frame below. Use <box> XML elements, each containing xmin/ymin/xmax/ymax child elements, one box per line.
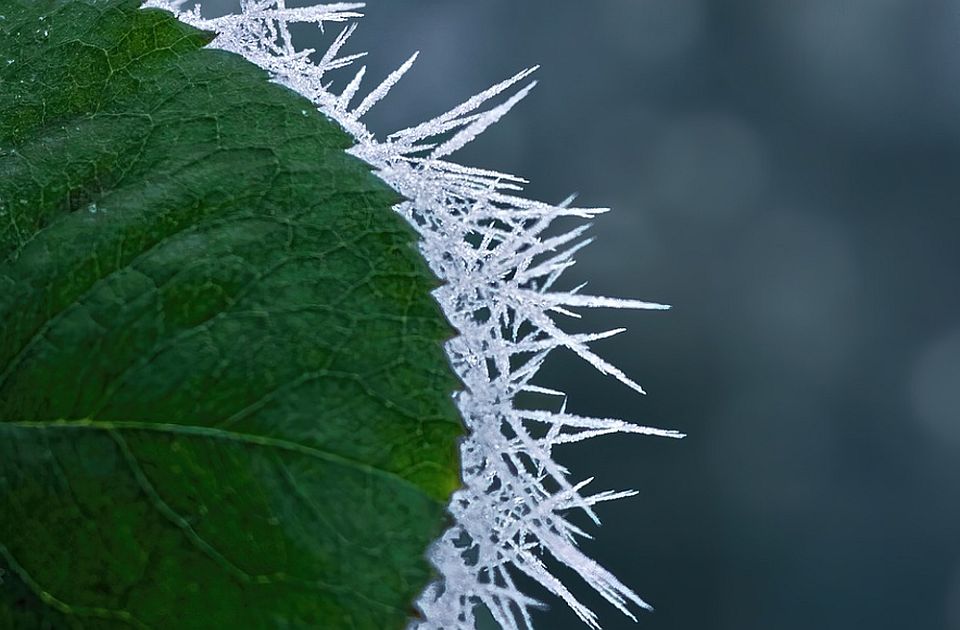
<box><xmin>143</xmin><ymin>2</ymin><xmax>684</xmax><ymax>628</ymax></box>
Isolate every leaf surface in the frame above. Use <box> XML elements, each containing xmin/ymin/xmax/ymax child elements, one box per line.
<box><xmin>0</xmin><ymin>1</ymin><xmax>461</xmax><ymax>627</ymax></box>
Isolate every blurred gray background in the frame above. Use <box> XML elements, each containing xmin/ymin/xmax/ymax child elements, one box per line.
<box><xmin>215</xmin><ymin>1</ymin><xmax>960</xmax><ymax>628</ymax></box>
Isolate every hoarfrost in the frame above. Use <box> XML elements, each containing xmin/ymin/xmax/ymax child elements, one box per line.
<box><xmin>143</xmin><ymin>1</ymin><xmax>684</xmax><ymax>627</ymax></box>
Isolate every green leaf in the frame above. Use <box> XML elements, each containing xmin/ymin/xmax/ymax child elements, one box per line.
<box><xmin>0</xmin><ymin>1</ymin><xmax>462</xmax><ymax>628</ymax></box>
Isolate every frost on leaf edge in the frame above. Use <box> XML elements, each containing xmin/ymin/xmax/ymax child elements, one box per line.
<box><xmin>142</xmin><ymin>2</ymin><xmax>684</xmax><ymax>629</ymax></box>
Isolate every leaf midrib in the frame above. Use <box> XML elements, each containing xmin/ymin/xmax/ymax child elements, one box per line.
<box><xmin>6</xmin><ymin>418</ymin><xmax>440</xmax><ymax>504</ymax></box>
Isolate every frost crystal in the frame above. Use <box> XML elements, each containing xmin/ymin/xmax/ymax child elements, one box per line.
<box><xmin>143</xmin><ymin>1</ymin><xmax>684</xmax><ymax>627</ymax></box>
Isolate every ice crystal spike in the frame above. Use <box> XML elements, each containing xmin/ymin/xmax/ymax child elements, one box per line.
<box><xmin>143</xmin><ymin>1</ymin><xmax>684</xmax><ymax>628</ymax></box>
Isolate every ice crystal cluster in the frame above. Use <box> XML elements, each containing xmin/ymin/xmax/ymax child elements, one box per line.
<box><xmin>143</xmin><ymin>1</ymin><xmax>684</xmax><ymax>628</ymax></box>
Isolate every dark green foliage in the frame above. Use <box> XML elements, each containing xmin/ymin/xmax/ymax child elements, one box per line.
<box><xmin>0</xmin><ymin>1</ymin><xmax>461</xmax><ymax>627</ymax></box>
